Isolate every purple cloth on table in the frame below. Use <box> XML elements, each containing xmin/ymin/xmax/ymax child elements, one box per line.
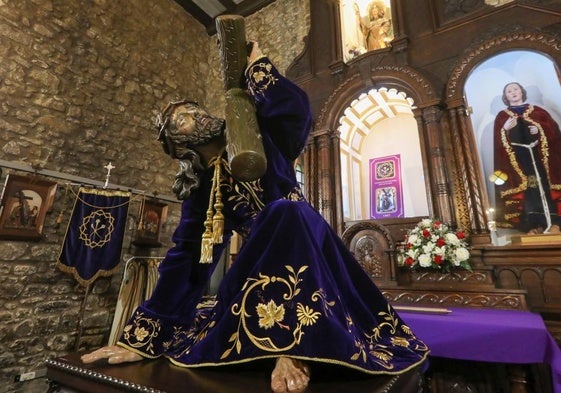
<box><xmin>399</xmin><ymin>307</ymin><xmax>561</xmax><ymax>393</ymax></box>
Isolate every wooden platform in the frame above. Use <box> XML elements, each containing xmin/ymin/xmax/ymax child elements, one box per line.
<box><xmin>45</xmin><ymin>352</ymin><xmax>423</xmax><ymax>393</ymax></box>
<box><xmin>510</xmin><ymin>233</ymin><xmax>561</xmax><ymax>245</ymax></box>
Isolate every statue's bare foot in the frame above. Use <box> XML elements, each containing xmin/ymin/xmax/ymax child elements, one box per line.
<box><xmin>81</xmin><ymin>345</ymin><xmax>143</xmax><ymax>365</ymax></box>
<box><xmin>270</xmin><ymin>356</ymin><xmax>310</xmax><ymax>393</ymax></box>
<box><xmin>547</xmin><ymin>225</ymin><xmax>560</xmax><ymax>234</ymax></box>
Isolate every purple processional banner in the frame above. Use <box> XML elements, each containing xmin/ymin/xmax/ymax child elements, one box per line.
<box><xmin>369</xmin><ymin>155</ymin><xmax>404</xmax><ymax>219</ymax></box>
<box><xmin>57</xmin><ymin>187</ymin><xmax>130</xmax><ymax>286</ymax></box>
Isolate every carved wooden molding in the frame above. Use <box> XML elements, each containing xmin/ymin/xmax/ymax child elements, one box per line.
<box><xmin>316</xmin><ymin>64</ymin><xmax>439</xmax><ymax>131</ymax></box>
<box><xmin>341</xmin><ymin>220</ymin><xmax>394</xmax><ymax>247</ymax></box>
<box><xmin>383</xmin><ymin>289</ymin><xmax>527</xmax><ymax>310</ymax></box>
<box><xmin>446</xmin><ymin>28</ymin><xmax>561</xmax><ymax>102</ymax></box>
<box><xmin>407</xmin><ymin>269</ymin><xmax>491</xmax><ymax>284</ymax></box>
<box><xmin>341</xmin><ymin>221</ymin><xmax>395</xmax><ymax>281</ymax></box>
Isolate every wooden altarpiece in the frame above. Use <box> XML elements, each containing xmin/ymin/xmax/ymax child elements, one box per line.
<box><xmin>286</xmin><ymin>1</ymin><xmax>561</xmax><ymax>392</ymax></box>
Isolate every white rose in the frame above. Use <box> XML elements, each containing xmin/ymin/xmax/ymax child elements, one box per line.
<box><xmin>455</xmin><ymin>247</ymin><xmax>470</xmax><ymax>262</ymax></box>
<box><xmin>422</xmin><ymin>242</ymin><xmax>435</xmax><ymax>254</ymax></box>
<box><xmin>445</xmin><ymin>233</ymin><xmax>460</xmax><ymax>246</ymax></box>
<box><xmin>421</xmin><ymin>219</ymin><xmax>432</xmax><ymax>227</ymax></box>
<box><xmin>408</xmin><ymin>234</ymin><xmax>419</xmax><ymax>245</ymax></box>
<box><xmin>418</xmin><ymin>253</ymin><xmax>432</xmax><ymax>267</ymax></box>
<box><xmin>407</xmin><ymin>249</ymin><xmax>418</xmax><ymax>259</ymax></box>
<box><xmin>434</xmin><ymin>246</ymin><xmax>446</xmax><ymax>256</ymax></box>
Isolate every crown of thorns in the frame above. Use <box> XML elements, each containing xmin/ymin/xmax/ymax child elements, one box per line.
<box><xmin>155</xmin><ymin>99</ymin><xmax>199</xmax><ymax>142</ymax></box>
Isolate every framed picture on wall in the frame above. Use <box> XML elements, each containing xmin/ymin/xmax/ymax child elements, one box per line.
<box><xmin>132</xmin><ymin>199</ymin><xmax>168</xmax><ymax>247</ymax></box>
<box><xmin>369</xmin><ymin>154</ymin><xmax>404</xmax><ymax>219</ymax></box>
<box><xmin>0</xmin><ymin>174</ymin><xmax>57</xmax><ymax>241</ymax></box>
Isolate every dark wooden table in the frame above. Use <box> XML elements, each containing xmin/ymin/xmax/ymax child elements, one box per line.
<box><xmin>46</xmin><ymin>352</ymin><xmax>423</xmax><ymax>393</ymax></box>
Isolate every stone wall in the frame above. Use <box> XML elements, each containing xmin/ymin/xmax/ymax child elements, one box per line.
<box><xmin>0</xmin><ymin>0</ymin><xmax>309</xmax><ymax>392</ymax></box>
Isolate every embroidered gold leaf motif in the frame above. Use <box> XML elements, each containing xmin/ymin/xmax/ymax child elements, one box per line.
<box><xmin>221</xmin><ymin>347</ymin><xmax>232</xmax><ymax>359</ymax></box>
<box><xmin>401</xmin><ymin>324</ymin><xmax>413</xmax><ymax>336</ymax></box>
<box><xmin>134</xmin><ymin>327</ymin><xmax>150</xmax><ymax>342</ymax></box>
<box><xmin>236</xmin><ymin>339</ymin><xmax>242</xmax><ymax>354</ymax></box>
<box><xmin>296</xmin><ymin>303</ymin><xmax>321</xmax><ymax>326</ymax></box>
<box><xmin>256</xmin><ymin>300</ymin><xmax>285</xmax><ymax>329</ymax></box>
<box><xmin>371</xmin><ymin>350</ymin><xmax>392</xmax><ymax>362</ymax></box>
<box><xmin>351</xmin><ymin>338</ymin><xmax>367</xmax><ymax>361</ymax></box>
<box><xmin>391</xmin><ymin>336</ymin><xmax>410</xmax><ymax>347</ymax></box>
<box><xmin>253</xmin><ymin>71</ymin><xmax>267</xmax><ymax>83</ymax></box>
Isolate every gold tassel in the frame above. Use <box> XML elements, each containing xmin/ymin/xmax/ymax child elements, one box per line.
<box><xmin>199</xmin><ymin>156</ymin><xmax>219</xmax><ymax>264</ymax></box>
<box><xmin>200</xmin><ymin>205</ymin><xmax>215</xmax><ymax>264</ymax></box>
<box><xmin>212</xmin><ymin>211</ymin><xmax>224</xmax><ymax>244</ymax></box>
<box><xmin>212</xmin><ymin>158</ymin><xmax>224</xmax><ymax>244</ymax></box>
<box><xmin>200</xmin><ymin>232</ymin><xmax>214</xmax><ymax>264</ymax></box>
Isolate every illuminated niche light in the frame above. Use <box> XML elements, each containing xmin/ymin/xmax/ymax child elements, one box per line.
<box><xmin>489</xmin><ymin>170</ymin><xmax>508</xmax><ymax>186</ymax></box>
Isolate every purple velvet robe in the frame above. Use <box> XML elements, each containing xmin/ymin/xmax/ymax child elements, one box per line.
<box><xmin>118</xmin><ymin>58</ymin><xmax>429</xmax><ymax>375</ymax></box>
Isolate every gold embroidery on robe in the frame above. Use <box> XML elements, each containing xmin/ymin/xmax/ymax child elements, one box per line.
<box><xmin>247</xmin><ymin>61</ymin><xmax>278</xmax><ymax>97</ymax></box>
<box><xmin>221</xmin><ymin>159</ymin><xmax>264</xmax><ymax>218</ymax></box>
<box><xmin>121</xmin><ymin>312</ymin><xmax>162</xmax><ymax>356</ymax></box>
<box><xmin>220</xmin><ymin>264</ymin><xmax>326</xmax><ymax>359</ymax></box>
<box><xmin>350</xmin><ymin>305</ymin><xmax>429</xmax><ymax>370</ymax></box>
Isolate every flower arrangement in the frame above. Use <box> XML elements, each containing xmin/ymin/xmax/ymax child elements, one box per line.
<box><xmin>398</xmin><ymin>218</ymin><xmax>472</xmax><ymax>272</ymax></box>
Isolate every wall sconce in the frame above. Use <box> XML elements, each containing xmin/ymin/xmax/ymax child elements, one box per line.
<box><xmin>489</xmin><ymin>170</ymin><xmax>508</xmax><ymax>185</ymax></box>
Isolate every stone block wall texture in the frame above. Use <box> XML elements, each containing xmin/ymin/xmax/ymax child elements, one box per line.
<box><xmin>0</xmin><ymin>0</ymin><xmax>308</xmax><ymax>392</ymax></box>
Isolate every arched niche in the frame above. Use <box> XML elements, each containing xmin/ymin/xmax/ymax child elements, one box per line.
<box><xmin>445</xmin><ymin>28</ymin><xmax>561</xmax><ymax>244</ymax></box>
<box><xmin>338</xmin><ymin>87</ymin><xmax>429</xmax><ymax>221</ymax></box>
<box><xmin>309</xmin><ymin>65</ymin><xmax>444</xmax><ymax>234</ymax></box>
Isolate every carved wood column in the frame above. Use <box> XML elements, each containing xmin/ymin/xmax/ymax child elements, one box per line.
<box><xmin>332</xmin><ymin>130</ymin><xmax>343</xmax><ymax>234</ymax></box>
<box><xmin>317</xmin><ymin>130</ymin><xmax>335</xmax><ymax>228</ymax></box>
<box><xmin>302</xmin><ymin>137</ymin><xmax>317</xmax><ymax>208</ymax></box>
<box><xmin>447</xmin><ymin>102</ymin><xmax>490</xmax><ymax>239</ymax></box>
<box><xmin>307</xmin><ymin>128</ymin><xmax>342</xmax><ymax>233</ymax></box>
<box><xmin>417</xmin><ymin>105</ymin><xmax>454</xmax><ymax>224</ymax></box>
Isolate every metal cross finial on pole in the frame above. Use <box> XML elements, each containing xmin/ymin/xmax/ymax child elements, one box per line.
<box><xmin>103</xmin><ymin>162</ymin><xmax>115</xmax><ymax>189</ymax></box>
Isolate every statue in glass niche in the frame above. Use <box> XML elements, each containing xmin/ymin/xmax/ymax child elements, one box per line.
<box><xmin>354</xmin><ymin>1</ymin><xmax>393</xmax><ymax>51</ymax></box>
<box><xmin>493</xmin><ymin>82</ymin><xmax>561</xmax><ymax>234</ymax></box>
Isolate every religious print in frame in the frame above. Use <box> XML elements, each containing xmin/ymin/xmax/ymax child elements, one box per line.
<box><xmin>0</xmin><ymin>174</ymin><xmax>57</xmax><ymax>241</ymax></box>
<box><xmin>370</xmin><ymin>154</ymin><xmax>403</xmax><ymax>219</ymax></box>
<box><xmin>132</xmin><ymin>199</ymin><xmax>168</xmax><ymax>247</ymax></box>
<box><xmin>339</xmin><ymin>0</ymin><xmax>394</xmax><ymax>62</ymax></box>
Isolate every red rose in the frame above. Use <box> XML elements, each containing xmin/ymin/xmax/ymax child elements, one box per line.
<box><xmin>436</xmin><ymin>238</ymin><xmax>446</xmax><ymax>247</ymax></box>
<box><xmin>434</xmin><ymin>255</ymin><xmax>443</xmax><ymax>265</ymax></box>
<box><xmin>405</xmin><ymin>257</ymin><xmax>414</xmax><ymax>266</ymax></box>
<box><xmin>457</xmin><ymin>231</ymin><xmax>466</xmax><ymax>239</ymax></box>
<box><xmin>422</xmin><ymin>229</ymin><xmax>431</xmax><ymax>238</ymax></box>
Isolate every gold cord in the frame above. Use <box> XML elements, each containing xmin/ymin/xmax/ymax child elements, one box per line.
<box><xmin>212</xmin><ymin>158</ymin><xmax>224</xmax><ymax>244</ymax></box>
<box><xmin>137</xmin><ymin>194</ymin><xmax>145</xmax><ymax>230</ymax></box>
<box><xmin>199</xmin><ymin>155</ymin><xmax>225</xmax><ymax>263</ymax></box>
